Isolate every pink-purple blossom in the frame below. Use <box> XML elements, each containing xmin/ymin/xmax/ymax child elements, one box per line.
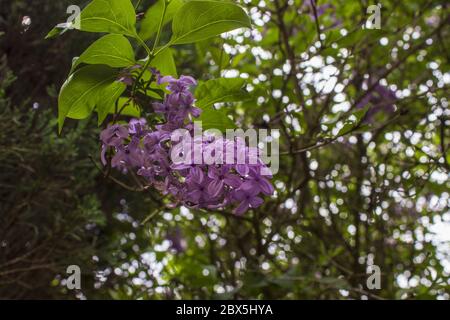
<box><xmin>100</xmin><ymin>74</ymin><xmax>274</xmax><ymax>215</ymax></box>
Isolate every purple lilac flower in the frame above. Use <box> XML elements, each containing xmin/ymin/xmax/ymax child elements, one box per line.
<box><xmin>128</xmin><ymin>118</ymin><xmax>147</xmax><ymax>137</ymax></box>
<box><xmin>232</xmin><ymin>182</ymin><xmax>264</xmax><ymax>215</ymax></box>
<box><xmin>186</xmin><ymin>167</ymin><xmax>213</xmax><ymax>203</ymax></box>
<box><xmin>207</xmin><ymin>165</ymin><xmax>242</xmax><ymax>197</ymax></box>
<box><xmin>245</xmin><ymin>167</ymin><xmax>274</xmax><ymax>195</ymax></box>
<box><xmin>100</xmin><ymin>124</ymin><xmax>128</xmax><ymax>147</ymax></box>
<box><xmin>111</xmin><ymin>136</ymin><xmax>144</xmax><ymax>169</ymax></box>
<box><xmin>99</xmin><ymin>73</ymin><xmax>274</xmax><ymax>215</ymax></box>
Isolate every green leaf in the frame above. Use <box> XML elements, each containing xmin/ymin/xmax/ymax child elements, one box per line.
<box><xmin>97</xmin><ymin>81</ymin><xmax>127</xmax><ymax>125</ymax></box>
<box><xmin>139</xmin><ymin>0</ymin><xmax>185</xmax><ymax>41</ymax></box>
<box><xmin>115</xmin><ymin>98</ymin><xmax>141</xmax><ymax>117</ymax></box>
<box><xmin>195</xmin><ymin>78</ymin><xmax>248</xmax><ymax>132</ymax></box>
<box><xmin>45</xmin><ymin>24</ymin><xmax>71</xmax><ymax>39</ymax></box>
<box><xmin>149</xmin><ymin>47</ymin><xmax>178</xmax><ymax>77</ymax></box>
<box><xmin>72</xmin><ymin>34</ymin><xmax>135</xmax><ymax>72</ymax></box>
<box><xmin>47</xmin><ymin>0</ymin><xmax>137</xmax><ymax>38</ymax></box>
<box><xmin>197</xmin><ymin>106</ymin><xmax>236</xmax><ymax>132</ymax></box>
<box><xmin>80</xmin><ymin>0</ymin><xmax>136</xmax><ymax>35</ymax></box>
<box><xmin>170</xmin><ymin>0</ymin><xmax>251</xmax><ymax>45</ymax></box>
<box><xmin>58</xmin><ymin>65</ymin><xmax>119</xmax><ymax>132</ymax></box>
<box><xmin>195</xmin><ymin>78</ymin><xmax>249</xmax><ymax>108</ymax></box>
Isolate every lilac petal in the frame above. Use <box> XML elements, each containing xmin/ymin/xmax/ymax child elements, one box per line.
<box><xmin>190</xmin><ymin>107</ymin><xmax>202</xmax><ymax>118</ymax></box>
<box><xmin>179</xmin><ymin>75</ymin><xmax>197</xmax><ymax>86</ymax></box>
<box><xmin>190</xmin><ymin>166</ymin><xmax>204</xmax><ymax>183</ymax></box>
<box><xmin>144</xmin><ymin>133</ymin><xmax>159</xmax><ymax>150</ymax></box>
<box><xmin>129</xmin><ymin>118</ymin><xmax>147</xmax><ymax>136</ymax></box>
<box><xmin>100</xmin><ymin>124</ymin><xmax>128</xmax><ymax>146</ymax></box>
<box><xmin>232</xmin><ymin>190</ymin><xmax>246</xmax><ymax>202</ymax></box>
<box><xmin>180</xmin><ymin>92</ymin><xmax>195</xmax><ymax>105</ymax></box>
<box><xmin>249</xmin><ymin>196</ymin><xmax>263</xmax><ymax>208</ymax></box>
<box><xmin>208</xmin><ymin>166</ymin><xmax>219</xmax><ymax>179</ymax></box>
<box><xmin>153</xmin><ymin>102</ymin><xmax>167</xmax><ymax>114</ymax></box>
<box><xmin>207</xmin><ymin>180</ymin><xmax>223</xmax><ymax>198</ymax></box>
<box><xmin>234</xmin><ymin>200</ymin><xmax>250</xmax><ymax>216</ymax></box>
<box><xmin>224</xmin><ymin>174</ymin><xmax>242</xmax><ymax>188</ymax></box>
<box><xmin>236</xmin><ymin>164</ymin><xmax>249</xmax><ymax>176</ymax></box>
<box><xmin>187</xmin><ymin>189</ymin><xmax>202</xmax><ymax>202</ymax></box>
<box><xmin>158</xmin><ymin>75</ymin><xmax>175</xmax><ymax>85</ymax></box>
<box><xmin>239</xmin><ymin>181</ymin><xmax>259</xmax><ymax>196</ymax></box>
<box><xmin>166</xmin><ymin>93</ymin><xmax>181</xmax><ymax>107</ymax></box>
<box><xmin>111</xmin><ymin>152</ymin><xmax>124</xmax><ymax>168</ymax></box>
<box><xmin>117</xmin><ymin>125</ymin><xmax>129</xmax><ymax>138</ymax></box>
<box><xmin>259</xmin><ymin>177</ymin><xmax>274</xmax><ymax>195</ymax></box>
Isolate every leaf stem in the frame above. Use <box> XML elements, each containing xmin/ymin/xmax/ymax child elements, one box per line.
<box><xmin>152</xmin><ymin>1</ymin><xmax>169</xmax><ymax>53</ymax></box>
<box><xmin>136</xmin><ymin>35</ymin><xmax>152</xmax><ymax>58</ymax></box>
<box><xmin>132</xmin><ymin>1</ymin><xmax>169</xmax><ymax>95</ymax></box>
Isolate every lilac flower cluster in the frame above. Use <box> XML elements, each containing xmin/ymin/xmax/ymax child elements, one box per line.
<box><xmin>100</xmin><ymin>74</ymin><xmax>274</xmax><ymax>215</ymax></box>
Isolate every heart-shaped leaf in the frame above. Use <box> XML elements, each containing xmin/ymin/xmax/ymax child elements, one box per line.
<box><xmin>150</xmin><ymin>47</ymin><xmax>178</xmax><ymax>77</ymax></box>
<box><xmin>196</xmin><ymin>107</ymin><xmax>236</xmax><ymax>132</ymax></box>
<box><xmin>195</xmin><ymin>78</ymin><xmax>250</xmax><ymax>132</ymax></box>
<box><xmin>170</xmin><ymin>0</ymin><xmax>251</xmax><ymax>45</ymax></box>
<box><xmin>195</xmin><ymin>78</ymin><xmax>249</xmax><ymax>108</ymax></box>
<box><xmin>47</xmin><ymin>0</ymin><xmax>137</xmax><ymax>38</ymax></box>
<box><xmin>80</xmin><ymin>0</ymin><xmax>136</xmax><ymax>35</ymax></box>
<box><xmin>72</xmin><ymin>34</ymin><xmax>135</xmax><ymax>71</ymax></box>
<box><xmin>58</xmin><ymin>65</ymin><xmax>119</xmax><ymax>132</ymax></box>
